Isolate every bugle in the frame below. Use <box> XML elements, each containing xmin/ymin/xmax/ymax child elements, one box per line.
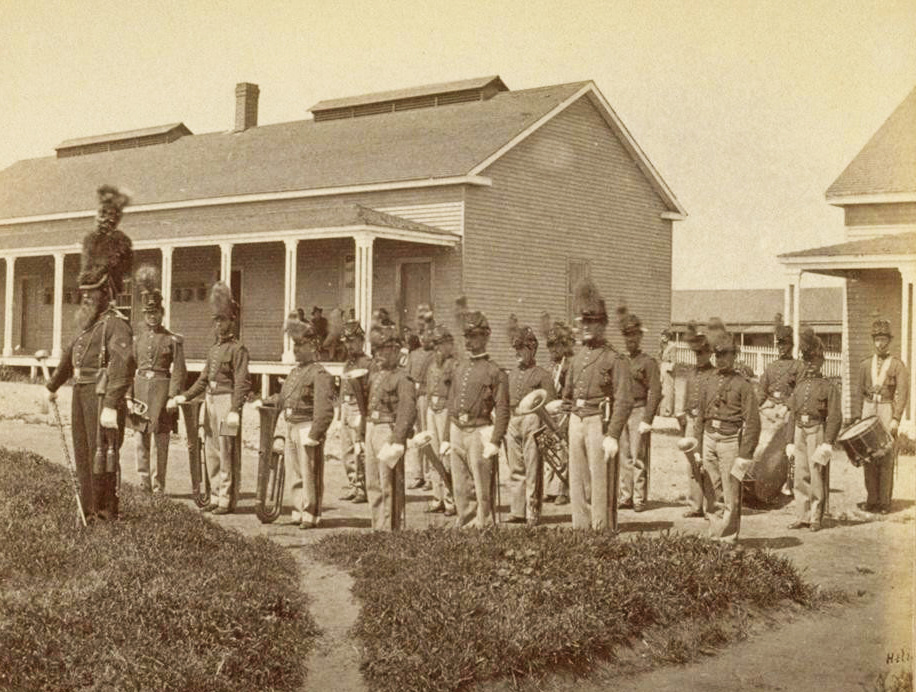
<box><xmin>516</xmin><ymin>388</ymin><xmax>569</xmax><ymax>487</ymax></box>
<box><xmin>179</xmin><ymin>398</ymin><xmax>210</xmax><ymax>508</ymax></box>
<box><xmin>255</xmin><ymin>404</ymin><xmax>286</xmax><ymax>523</ymax></box>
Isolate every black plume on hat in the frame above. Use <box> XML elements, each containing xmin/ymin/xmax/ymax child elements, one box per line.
<box><xmin>617</xmin><ymin>304</ymin><xmax>643</xmax><ymax>335</ymax></box>
<box><xmin>285</xmin><ymin>311</ymin><xmax>318</xmax><ymax>343</ymax></box>
<box><xmin>79</xmin><ymin>185</ymin><xmax>133</xmax><ymax>293</ymax></box>
<box><xmin>463</xmin><ymin>310</ymin><xmax>491</xmax><ymax>336</ymax></box>
<box><xmin>512</xmin><ymin>325</ymin><xmax>538</xmax><ymax>351</ymax></box>
<box><xmin>574</xmin><ymin>278</ymin><xmax>607</xmax><ymax>324</ymax></box>
<box><xmin>799</xmin><ymin>327</ymin><xmax>823</xmax><ymax>361</ymax></box>
<box><xmin>135</xmin><ymin>264</ymin><xmax>163</xmax><ymax>313</ymax></box>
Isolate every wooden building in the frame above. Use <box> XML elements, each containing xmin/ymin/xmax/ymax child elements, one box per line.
<box><xmin>0</xmin><ymin>76</ymin><xmax>685</xmax><ymax>387</ymax></box>
<box><xmin>779</xmin><ymin>86</ymin><xmax>916</xmax><ymax>426</ymax></box>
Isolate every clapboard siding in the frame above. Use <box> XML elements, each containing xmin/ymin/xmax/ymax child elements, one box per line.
<box><xmin>235</xmin><ymin>243</ymin><xmax>285</xmax><ymax>361</ymax></box>
<box><xmin>465</xmin><ymin>95</ymin><xmax>672</xmax><ymax>365</ymax></box>
<box><xmin>846</xmin><ymin>269</ymin><xmax>902</xmax><ymax>416</ymax></box>
<box><xmin>845</xmin><ymin>203</ymin><xmax>916</xmax><ymax>228</ymax></box>
<box><xmin>171</xmin><ymin>246</ymin><xmax>220</xmax><ymax>359</ymax></box>
<box><xmin>376</xmin><ymin>201</ymin><xmax>463</xmax><ymax>234</ymax></box>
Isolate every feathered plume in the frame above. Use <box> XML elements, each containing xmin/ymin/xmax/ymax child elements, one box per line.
<box><xmin>573</xmin><ymin>278</ymin><xmax>607</xmax><ymax>323</ymax></box>
<box><xmin>135</xmin><ymin>265</ymin><xmax>160</xmax><ymax>295</ymax></box>
<box><xmin>208</xmin><ymin>281</ymin><xmax>237</xmax><ymax>320</ymax></box>
<box><xmin>285</xmin><ymin>310</ymin><xmax>315</xmax><ymax>343</ymax></box>
<box><xmin>798</xmin><ymin>326</ymin><xmax>823</xmax><ymax>361</ymax></box>
<box><xmin>79</xmin><ymin>185</ymin><xmax>133</xmax><ymax>293</ymax></box>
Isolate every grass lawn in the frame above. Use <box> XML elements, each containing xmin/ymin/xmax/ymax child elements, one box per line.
<box><xmin>316</xmin><ymin>528</ymin><xmax>842</xmax><ymax>692</ymax></box>
<box><xmin>0</xmin><ymin>448</ymin><xmax>319</xmax><ymax>692</ymax></box>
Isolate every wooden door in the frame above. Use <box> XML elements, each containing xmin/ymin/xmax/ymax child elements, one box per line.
<box><xmin>398</xmin><ymin>261</ymin><xmax>431</xmax><ymax>332</ymax></box>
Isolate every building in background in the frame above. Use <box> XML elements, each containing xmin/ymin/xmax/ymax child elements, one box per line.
<box><xmin>0</xmin><ymin>76</ymin><xmax>684</xmax><ymax>390</ymax></box>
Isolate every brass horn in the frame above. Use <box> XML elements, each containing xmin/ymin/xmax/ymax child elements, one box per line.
<box><xmin>516</xmin><ymin>388</ymin><xmax>569</xmax><ymax>487</ymax></box>
<box><xmin>255</xmin><ymin>404</ymin><xmax>286</xmax><ymax>524</ymax></box>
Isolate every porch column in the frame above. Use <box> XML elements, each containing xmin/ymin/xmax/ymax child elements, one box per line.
<box><xmin>3</xmin><ymin>257</ymin><xmax>14</xmax><ymax>357</ymax></box>
<box><xmin>282</xmin><ymin>239</ymin><xmax>298</xmax><ymax>364</ymax></box>
<box><xmin>901</xmin><ymin>264</ymin><xmax>916</xmax><ymax>425</ymax></box>
<box><xmin>784</xmin><ymin>270</ymin><xmax>802</xmax><ymax>357</ymax></box>
<box><xmin>220</xmin><ymin>243</ymin><xmax>233</xmax><ymax>283</ymax></box>
<box><xmin>52</xmin><ymin>252</ymin><xmax>65</xmax><ymax>358</ymax></box>
<box><xmin>161</xmin><ymin>245</ymin><xmax>173</xmax><ymax>329</ymax></box>
<box><xmin>354</xmin><ymin>234</ymin><xmax>375</xmax><ymax>339</ymax></box>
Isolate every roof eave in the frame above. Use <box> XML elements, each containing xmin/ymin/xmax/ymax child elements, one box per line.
<box><xmin>826</xmin><ymin>191</ymin><xmax>916</xmax><ymax>207</ymax></box>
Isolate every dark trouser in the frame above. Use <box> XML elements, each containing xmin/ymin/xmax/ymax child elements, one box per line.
<box><xmin>862</xmin><ymin>401</ymin><xmax>896</xmax><ymax>510</ymax></box>
<box><xmin>71</xmin><ymin>383</ymin><xmax>124</xmax><ymax>519</ymax></box>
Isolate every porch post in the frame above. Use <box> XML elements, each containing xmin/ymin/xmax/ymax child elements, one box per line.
<box><xmin>160</xmin><ymin>246</ymin><xmax>173</xmax><ymax>329</ymax></box>
<box><xmin>788</xmin><ymin>270</ymin><xmax>802</xmax><ymax>358</ymax></box>
<box><xmin>900</xmin><ymin>264</ymin><xmax>916</xmax><ymax>425</ymax></box>
<box><xmin>354</xmin><ymin>233</ymin><xmax>375</xmax><ymax>341</ymax></box>
<box><xmin>282</xmin><ymin>239</ymin><xmax>298</xmax><ymax>364</ymax></box>
<box><xmin>52</xmin><ymin>252</ymin><xmax>65</xmax><ymax>358</ymax></box>
<box><xmin>3</xmin><ymin>257</ymin><xmax>14</xmax><ymax>357</ymax></box>
<box><xmin>220</xmin><ymin>243</ymin><xmax>233</xmax><ymax>283</ymax></box>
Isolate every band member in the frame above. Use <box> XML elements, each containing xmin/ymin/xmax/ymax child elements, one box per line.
<box><xmin>425</xmin><ymin>324</ymin><xmax>457</xmax><ymax>515</ymax></box>
<box><xmin>708</xmin><ymin>317</ymin><xmax>755</xmax><ymax>379</ymax></box>
<box><xmin>562</xmin><ymin>279</ymin><xmax>632</xmax><ymax>530</ymax></box>
<box><xmin>676</xmin><ymin>322</ymin><xmax>721</xmax><ymax>517</ymax></box>
<box><xmin>756</xmin><ymin>319</ymin><xmax>806</xmax><ymax>496</ymax></box>
<box><xmin>856</xmin><ymin>318</ymin><xmax>910</xmax><ymax>513</ymax></box>
<box><xmin>130</xmin><ymin>265</ymin><xmax>186</xmax><ymax>495</ymax></box>
<box><xmin>364</xmin><ymin>324</ymin><xmax>417</xmax><ymax>530</ymax></box>
<box><xmin>504</xmin><ymin>326</ymin><xmax>556</xmax><ymax>526</ymax></box>
<box><xmin>659</xmin><ymin>327</ymin><xmax>677</xmax><ymax>417</ymax></box>
<box><xmin>46</xmin><ymin>185</ymin><xmax>135</xmax><ymax>521</ymax></box>
<box><xmin>545</xmin><ymin>322</ymin><xmax>574</xmax><ymax>505</ymax></box>
<box><xmin>693</xmin><ymin>331</ymin><xmax>760</xmax><ymax>542</ymax></box>
<box><xmin>443</xmin><ymin>310</ymin><xmax>510</xmax><ymax>528</ymax></box>
<box><xmin>169</xmin><ymin>282</ymin><xmax>250</xmax><ymax>515</ymax></box>
<box><xmin>786</xmin><ymin>329</ymin><xmax>841</xmax><ymax>531</ymax></box>
<box><xmin>617</xmin><ymin>308</ymin><xmax>661</xmax><ymax>512</ymax></box>
<box><xmin>254</xmin><ymin>314</ymin><xmax>334</xmax><ymax>528</ymax></box>
<box><xmin>338</xmin><ymin>319</ymin><xmax>371</xmax><ymax>504</ymax></box>
<box><xmin>405</xmin><ymin>307</ymin><xmax>436</xmax><ymax>490</ymax></box>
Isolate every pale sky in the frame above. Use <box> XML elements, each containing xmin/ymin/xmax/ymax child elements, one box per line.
<box><xmin>1</xmin><ymin>0</ymin><xmax>914</xmax><ymax>289</ymax></box>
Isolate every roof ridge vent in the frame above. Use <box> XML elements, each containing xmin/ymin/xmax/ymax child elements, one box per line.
<box><xmin>310</xmin><ymin>76</ymin><xmax>508</xmax><ymax>122</ymax></box>
<box><xmin>55</xmin><ymin>123</ymin><xmax>192</xmax><ymax>158</ymax></box>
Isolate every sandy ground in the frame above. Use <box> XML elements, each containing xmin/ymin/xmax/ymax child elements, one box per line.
<box><xmin>3</xmin><ymin>381</ymin><xmax>914</xmax><ymax>691</ymax></box>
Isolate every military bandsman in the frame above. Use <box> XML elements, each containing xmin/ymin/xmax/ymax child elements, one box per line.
<box><xmin>424</xmin><ymin>325</ymin><xmax>457</xmax><ymax>515</ymax></box>
<box><xmin>544</xmin><ymin>322</ymin><xmax>574</xmax><ymax>505</ymax></box>
<box><xmin>169</xmin><ymin>282</ymin><xmax>250</xmax><ymax>515</ymax></box>
<box><xmin>338</xmin><ymin>319</ymin><xmax>372</xmax><ymax>504</ymax></box>
<box><xmin>562</xmin><ymin>279</ymin><xmax>632</xmax><ymax>531</ymax></box>
<box><xmin>405</xmin><ymin>306</ymin><xmax>436</xmax><ymax>490</ymax></box>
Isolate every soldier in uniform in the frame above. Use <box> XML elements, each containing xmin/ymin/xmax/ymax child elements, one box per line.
<box><xmin>676</xmin><ymin>322</ymin><xmax>721</xmax><ymax>518</ymax></box>
<box><xmin>364</xmin><ymin>324</ymin><xmax>417</xmax><ymax>530</ymax></box>
<box><xmin>338</xmin><ymin>319</ymin><xmax>372</xmax><ymax>504</ymax></box>
<box><xmin>659</xmin><ymin>327</ymin><xmax>678</xmax><ymax>417</ymax></box>
<box><xmin>424</xmin><ymin>324</ymin><xmax>457</xmax><ymax>515</ymax></box>
<box><xmin>505</xmin><ymin>326</ymin><xmax>556</xmax><ymax>526</ymax></box>
<box><xmin>562</xmin><ymin>279</ymin><xmax>632</xmax><ymax>531</ymax></box>
<box><xmin>617</xmin><ymin>308</ymin><xmax>661</xmax><ymax>512</ymax></box>
<box><xmin>544</xmin><ymin>321</ymin><xmax>574</xmax><ymax>505</ymax></box>
<box><xmin>785</xmin><ymin>329</ymin><xmax>841</xmax><ymax>531</ymax></box>
<box><xmin>405</xmin><ymin>307</ymin><xmax>436</xmax><ymax>490</ymax></box>
<box><xmin>46</xmin><ymin>185</ymin><xmax>136</xmax><ymax>521</ymax></box>
<box><xmin>442</xmin><ymin>311</ymin><xmax>510</xmax><ymax>528</ymax></box>
<box><xmin>169</xmin><ymin>282</ymin><xmax>250</xmax><ymax>514</ymax></box>
<box><xmin>756</xmin><ymin>320</ymin><xmax>806</xmax><ymax>496</ymax></box>
<box><xmin>254</xmin><ymin>313</ymin><xmax>334</xmax><ymax>528</ymax></box>
<box><xmin>856</xmin><ymin>318</ymin><xmax>910</xmax><ymax>513</ymax></box>
<box><xmin>693</xmin><ymin>331</ymin><xmax>760</xmax><ymax>542</ymax></box>
<box><xmin>130</xmin><ymin>265</ymin><xmax>186</xmax><ymax>495</ymax></box>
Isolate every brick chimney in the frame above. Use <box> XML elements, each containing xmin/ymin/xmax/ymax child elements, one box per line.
<box><xmin>234</xmin><ymin>82</ymin><xmax>259</xmax><ymax>131</ymax></box>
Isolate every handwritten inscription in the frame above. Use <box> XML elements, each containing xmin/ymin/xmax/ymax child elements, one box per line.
<box><xmin>886</xmin><ymin>648</ymin><xmax>912</xmax><ymax>665</ymax></box>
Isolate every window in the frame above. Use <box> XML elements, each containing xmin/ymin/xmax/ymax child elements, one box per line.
<box><xmin>566</xmin><ymin>259</ymin><xmax>591</xmax><ymax>323</ymax></box>
<box><xmin>115</xmin><ymin>278</ymin><xmax>132</xmax><ymax>322</ymax></box>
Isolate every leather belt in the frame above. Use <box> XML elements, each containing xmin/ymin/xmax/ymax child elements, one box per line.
<box><xmin>342</xmin><ymin>395</ymin><xmax>357</xmax><ymax>404</ymax></box>
<box><xmin>707</xmin><ymin>419</ymin><xmax>740</xmax><ymax>436</ymax></box>
<box><xmin>866</xmin><ymin>394</ymin><xmax>886</xmax><ymax>403</ymax></box>
<box><xmin>370</xmin><ymin>411</ymin><xmax>395</xmax><ymax>423</ymax></box>
<box><xmin>138</xmin><ymin>369</ymin><xmax>169</xmax><ymax>379</ymax></box>
<box><xmin>452</xmin><ymin>414</ymin><xmax>491</xmax><ymax>429</ymax></box>
<box><xmin>285</xmin><ymin>407</ymin><xmax>314</xmax><ymax>419</ymax></box>
<box><xmin>797</xmin><ymin>414</ymin><xmax>823</xmax><ymax>426</ymax></box>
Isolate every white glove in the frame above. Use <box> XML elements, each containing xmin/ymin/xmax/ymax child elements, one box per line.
<box><xmin>252</xmin><ymin>399</ymin><xmax>263</xmax><ymax>409</ymax></box>
<box><xmin>813</xmin><ymin>443</ymin><xmax>832</xmax><ymax>467</ymax></box>
<box><xmin>785</xmin><ymin>444</ymin><xmax>796</xmax><ymax>460</ymax></box>
<box><xmin>353</xmin><ymin>441</ymin><xmax>364</xmax><ymax>457</ymax></box>
<box><xmin>439</xmin><ymin>441</ymin><xmax>451</xmax><ymax>457</ymax></box>
<box><xmin>731</xmin><ymin>457</ymin><xmax>754</xmax><ymax>481</ymax></box>
<box><xmin>167</xmin><ymin>394</ymin><xmax>186</xmax><ymax>410</ymax></box>
<box><xmin>774</xmin><ymin>404</ymin><xmax>789</xmax><ymax>419</ymax></box>
<box><xmin>637</xmin><ymin>421</ymin><xmax>652</xmax><ymax>435</ymax></box>
<box><xmin>480</xmin><ymin>441</ymin><xmax>498</xmax><ymax>459</ymax></box>
<box><xmin>890</xmin><ymin>419</ymin><xmax>899</xmax><ymax>435</ymax></box>
<box><xmin>226</xmin><ymin>411</ymin><xmax>240</xmax><ymax>428</ymax></box>
<box><xmin>379</xmin><ymin>442</ymin><xmax>405</xmax><ymax>469</ymax></box>
<box><xmin>301</xmin><ymin>435</ymin><xmax>320</xmax><ymax>447</ymax></box>
<box><xmin>99</xmin><ymin>407</ymin><xmax>118</xmax><ymax>429</ymax></box>
<box><xmin>602</xmin><ymin>436</ymin><xmax>618</xmax><ymax>459</ymax></box>
<box><xmin>46</xmin><ymin>388</ymin><xmax>58</xmax><ymax>402</ymax></box>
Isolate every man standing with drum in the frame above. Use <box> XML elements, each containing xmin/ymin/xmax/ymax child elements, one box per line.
<box><xmin>856</xmin><ymin>318</ymin><xmax>910</xmax><ymax>514</ymax></box>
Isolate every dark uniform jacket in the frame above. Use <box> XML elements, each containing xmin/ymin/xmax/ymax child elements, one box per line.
<box><xmin>757</xmin><ymin>357</ymin><xmax>806</xmax><ymax>405</ymax></box>
<box><xmin>267</xmin><ymin>362</ymin><xmax>334</xmax><ymax>437</ymax></box>
<box><xmin>183</xmin><ymin>335</ymin><xmax>251</xmax><ymax>413</ymax></box>
<box><xmin>48</xmin><ymin>307</ymin><xmax>136</xmax><ymax>410</ymax></box>
<box><xmin>693</xmin><ymin>367</ymin><xmax>761</xmax><ymax>459</ymax></box>
<box><xmin>367</xmin><ymin>365</ymin><xmax>417</xmax><ymax>446</ymax></box>
<box><xmin>626</xmin><ymin>350</ymin><xmax>662</xmax><ymax>424</ymax></box>
<box><xmin>426</xmin><ymin>354</ymin><xmax>457</xmax><ymax>412</ymax></box>
<box><xmin>562</xmin><ymin>340</ymin><xmax>632</xmax><ymax>439</ymax></box>
<box><xmin>787</xmin><ymin>367</ymin><xmax>842</xmax><ymax>444</ymax></box>
<box><xmin>678</xmin><ymin>361</ymin><xmax>715</xmax><ymax>429</ymax></box>
<box><xmin>509</xmin><ymin>363</ymin><xmax>556</xmax><ymax>412</ymax></box>
<box><xmin>445</xmin><ymin>354</ymin><xmax>510</xmax><ymax>444</ymax></box>
<box><xmin>857</xmin><ymin>355</ymin><xmax>910</xmax><ymax>422</ymax></box>
<box><xmin>132</xmin><ymin>325</ymin><xmax>186</xmax><ymax>432</ymax></box>
<box><xmin>341</xmin><ymin>352</ymin><xmax>373</xmax><ymax>408</ymax></box>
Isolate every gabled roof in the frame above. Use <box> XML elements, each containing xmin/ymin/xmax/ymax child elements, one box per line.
<box><xmin>826</xmin><ymin>86</ymin><xmax>916</xmax><ymax>202</ymax></box>
<box><xmin>0</xmin><ymin>79</ymin><xmax>684</xmax><ymax>220</ymax></box>
<box><xmin>672</xmin><ymin>288</ymin><xmax>843</xmax><ymax>327</ymax></box>
<box><xmin>310</xmin><ymin>76</ymin><xmax>507</xmax><ymax>112</ymax></box>
<box><xmin>779</xmin><ymin>231</ymin><xmax>916</xmax><ymax>259</ymax></box>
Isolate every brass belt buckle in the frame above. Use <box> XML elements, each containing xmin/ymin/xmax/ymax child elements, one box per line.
<box><xmin>459</xmin><ymin>413</ymin><xmax>469</xmax><ymax>425</ymax></box>
<box><xmin>208</xmin><ymin>381</ymin><xmax>217</xmax><ymax>391</ymax></box>
<box><xmin>800</xmin><ymin>414</ymin><xmax>810</xmax><ymax>424</ymax></box>
<box><xmin>144</xmin><ymin>371</ymin><xmax>154</xmax><ymax>379</ymax></box>
<box><xmin>711</xmin><ymin>420</ymin><xmax>722</xmax><ymax>430</ymax></box>
<box><xmin>575</xmin><ymin>398</ymin><xmax>586</xmax><ymax>408</ymax></box>
<box><xmin>371</xmin><ymin>411</ymin><xmax>380</xmax><ymax>421</ymax></box>
<box><xmin>74</xmin><ymin>367</ymin><xmax>81</xmax><ymax>379</ymax></box>
<box><xmin>285</xmin><ymin>407</ymin><xmax>293</xmax><ymax>418</ymax></box>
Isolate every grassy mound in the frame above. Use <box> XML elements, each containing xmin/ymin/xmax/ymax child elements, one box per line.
<box><xmin>0</xmin><ymin>449</ymin><xmax>318</xmax><ymax>692</ymax></box>
<box><xmin>316</xmin><ymin>528</ymin><xmax>833</xmax><ymax>691</ymax></box>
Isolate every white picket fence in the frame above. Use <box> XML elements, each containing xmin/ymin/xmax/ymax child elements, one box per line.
<box><xmin>670</xmin><ymin>343</ymin><xmax>843</xmax><ymax>379</ymax></box>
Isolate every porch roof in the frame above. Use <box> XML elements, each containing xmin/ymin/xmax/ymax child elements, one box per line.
<box><xmin>779</xmin><ymin>232</ymin><xmax>916</xmax><ymax>260</ymax></box>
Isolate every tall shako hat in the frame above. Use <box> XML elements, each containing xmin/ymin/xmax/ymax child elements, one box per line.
<box><xmin>871</xmin><ymin>318</ymin><xmax>892</xmax><ymax>338</ymax></box>
<box><xmin>774</xmin><ymin>314</ymin><xmax>793</xmax><ymax>344</ymax></box>
<box><xmin>685</xmin><ymin>320</ymin><xmax>710</xmax><ymax>353</ymax></box>
<box><xmin>462</xmin><ymin>310</ymin><xmax>491</xmax><ymax>336</ymax></box>
<box><xmin>512</xmin><ymin>325</ymin><xmax>538</xmax><ymax>351</ymax></box>
<box><xmin>798</xmin><ymin>327</ymin><xmax>824</xmax><ymax>361</ymax></box>
<box><xmin>546</xmin><ymin>321</ymin><xmax>574</xmax><ymax>347</ymax></box>
<box><xmin>340</xmin><ymin>319</ymin><xmax>365</xmax><ymax>341</ymax></box>
<box><xmin>79</xmin><ymin>185</ymin><xmax>133</xmax><ymax>292</ymax></box>
<box><xmin>430</xmin><ymin>324</ymin><xmax>453</xmax><ymax>345</ymax></box>
<box><xmin>371</xmin><ymin>323</ymin><xmax>402</xmax><ymax>348</ymax></box>
<box><xmin>573</xmin><ymin>278</ymin><xmax>607</xmax><ymax>324</ymax></box>
<box><xmin>616</xmin><ymin>305</ymin><xmax>643</xmax><ymax>336</ymax></box>
<box><xmin>208</xmin><ymin>281</ymin><xmax>238</xmax><ymax>320</ymax></box>
<box><xmin>135</xmin><ymin>265</ymin><xmax>163</xmax><ymax>313</ymax></box>
<box><xmin>711</xmin><ymin>330</ymin><xmax>737</xmax><ymax>354</ymax></box>
<box><xmin>285</xmin><ymin>311</ymin><xmax>318</xmax><ymax>344</ymax></box>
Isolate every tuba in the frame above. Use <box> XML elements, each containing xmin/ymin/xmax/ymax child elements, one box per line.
<box><xmin>255</xmin><ymin>404</ymin><xmax>286</xmax><ymax>523</ymax></box>
<box><xmin>179</xmin><ymin>398</ymin><xmax>210</xmax><ymax>508</ymax></box>
<box><xmin>517</xmin><ymin>388</ymin><xmax>569</xmax><ymax>487</ymax></box>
